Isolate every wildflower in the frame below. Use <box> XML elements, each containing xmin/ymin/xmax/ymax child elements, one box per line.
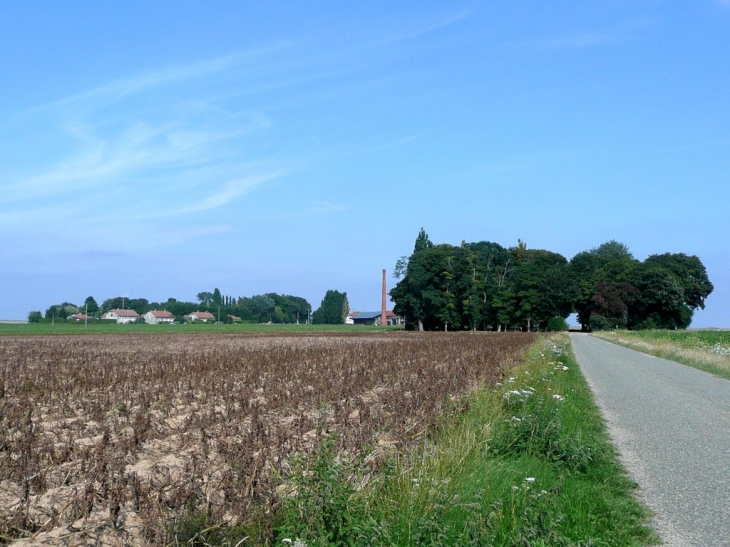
<box><xmin>553</xmin><ymin>394</ymin><xmax>564</xmax><ymax>401</ymax></box>
<box><xmin>525</xmin><ymin>477</ymin><xmax>535</xmax><ymax>483</ymax></box>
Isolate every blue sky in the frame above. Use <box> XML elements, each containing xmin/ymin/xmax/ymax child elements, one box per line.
<box><xmin>1</xmin><ymin>1</ymin><xmax>728</xmax><ymax>326</ymax></box>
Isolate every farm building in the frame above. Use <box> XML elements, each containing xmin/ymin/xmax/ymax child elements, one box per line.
<box><xmin>184</xmin><ymin>310</ymin><xmax>217</xmax><ymax>323</ymax></box>
<box><xmin>143</xmin><ymin>310</ymin><xmax>175</xmax><ymax>325</ymax></box>
<box><xmin>101</xmin><ymin>309</ymin><xmax>139</xmax><ymax>324</ymax></box>
<box><xmin>349</xmin><ymin>311</ymin><xmax>402</xmax><ymax>326</ymax></box>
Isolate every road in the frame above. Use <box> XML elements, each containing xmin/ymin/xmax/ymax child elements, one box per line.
<box><xmin>570</xmin><ymin>333</ymin><xmax>730</xmax><ymax>546</ymax></box>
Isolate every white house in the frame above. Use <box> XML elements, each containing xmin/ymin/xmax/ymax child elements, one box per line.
<box><xmin>184</xmin><ymin>310</ymin><xmax>216</xmax><ymax>323</ymax></box>
<box><xmin>143</xmin><ymin>310</ymin><xmax>175</xmax><ymax>325</ymax></box>
<box><xmin>101</xmin><ymin>309</ymin><xmax>139</xmax><ymax>324</ymax></box>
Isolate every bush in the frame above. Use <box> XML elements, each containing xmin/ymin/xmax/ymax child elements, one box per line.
<box><xmin>589</xmin><ymin>314</ymin><xmax>615</xmax><ymax>332</ymax></box>
<box><xmin>546</xmin><ymin>317</ymin><xmax>569</xmax><ymax>332</ymax></box>
<box><xmin>27</xmin><ymin>311</ymin><xmax>42</xmax><ymax>323</ymax></box>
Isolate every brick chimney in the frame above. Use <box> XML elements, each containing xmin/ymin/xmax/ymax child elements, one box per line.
<box><xmin>381</xmin><ymin>269</ymin><xmax>387</xmax><ymax>327</ymax></box>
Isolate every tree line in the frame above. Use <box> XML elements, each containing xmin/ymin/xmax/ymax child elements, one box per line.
<box><xmin>30</xmin><ymin>289</ymin><xmax>349</xmax><ymax>325</ymax></box>
<box><xmin>390</xmin><ymin>229</ymin><xmax>713</xmax><ymax>332</ymax></box>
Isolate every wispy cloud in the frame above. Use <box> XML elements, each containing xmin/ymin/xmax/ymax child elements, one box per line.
<box><xmin>26</xmin><ymin>45</ymin><xmax>288</xmax><ymax>115</ymax></box>
<box><xmin>0</xmin><ymin>50</ymin><xmax>290</xmax><ymax>250</ymax></box>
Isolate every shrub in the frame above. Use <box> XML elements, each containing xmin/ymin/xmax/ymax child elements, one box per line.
<box><xmin>546</xmin><ymin>317</ymin><xmax>569</xmax><ymax>332</ymax></box>
<box><xmin>589</xmin><ymin>314</ymin><xmax>615</xmax><ymax>332</ymax></box>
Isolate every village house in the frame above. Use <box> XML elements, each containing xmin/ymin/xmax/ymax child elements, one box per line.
<box><xmin>184</xmin><ymin>310</ymin><xmax>217</xmax><ymax>323</ymax></box>
<box><xmin>101</xmin><ymin>309</ymin><xmax>139</xmax><ymax>324</ymax></box>
<box><xmin>143</xmin><ymin>310</ymin><xmax>175</xmax><ymax>325</ymax></box>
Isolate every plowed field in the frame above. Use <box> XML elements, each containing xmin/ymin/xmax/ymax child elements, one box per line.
<box><xmin>0</xmin><ymin>332</ymin><xmax>536</xmax><ymax>545</ymax></box>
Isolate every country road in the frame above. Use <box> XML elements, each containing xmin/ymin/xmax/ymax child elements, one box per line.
<box><xmin>570</xmin><ymin>333</ymin><xmax>730</xmax><ymax>546</ymax></box>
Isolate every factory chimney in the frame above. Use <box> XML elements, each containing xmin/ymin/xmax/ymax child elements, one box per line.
<box><xmin>381</xmin><ymin>269</ymin><xmax>387</xmax><ymax>327</ymax></box>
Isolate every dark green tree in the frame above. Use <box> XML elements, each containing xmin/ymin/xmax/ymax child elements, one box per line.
<box><xmin>312</xmin><ymin>290</ymin><xmax>349</xmax><ymax>325</ymax></box>
<box><xmin>83</xmin><ymin>296</ymin><xmax>99</xmax><ymax>315</ymax></box>
<box><xmin>27</xmin><ymin>311</ymin><xmax>42</xmax><ymax>323</ymax></box>
<box><xmin>627</xmin><ymin>264</ymin><xmax>691</xmax><ymax>329</ymax></box>
<box><xmin>643</xmin><ymin>253</ymin><xmax>713</xmax><ymax>311</ymax></box>
<box><xmin>197</xmin><ymin>292</ymin><xmax>214</xmax><ymax>307</ymax></box>
<box><xmin>570</xmin><ymin>241</ymin><xmax>638</xmax><ymax>330</ymax></box>
<box><xmin>250</xmin><ymin>295</ymin><xmax>276</xmax><ymax>322</ymax></box>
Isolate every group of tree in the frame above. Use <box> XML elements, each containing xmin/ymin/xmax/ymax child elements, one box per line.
<box><xmin>390</xmin><ymin>229</ymin><xmax>713</xmax><ymax>332</ymax></box>
<box><xmin>31</xmin><ymin>290</ymin><xmax>314</xmax><ymax>325</ymax></box>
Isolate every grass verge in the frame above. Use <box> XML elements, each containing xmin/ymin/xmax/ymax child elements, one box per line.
<box><xmin>267</xmin><ymin>334</ymin><xmax>658</xmax><ymax>546</ymax></box>
<box><xmin>593</xmin><ymin>329</ymin><xmax>730</xmax><ymax>380</ymax></box>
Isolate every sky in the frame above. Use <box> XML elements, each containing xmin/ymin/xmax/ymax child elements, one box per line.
<box><xmin>0</xmin><ymin>1</ymin><xmax>728</xmax><ymax>326</ymax></box>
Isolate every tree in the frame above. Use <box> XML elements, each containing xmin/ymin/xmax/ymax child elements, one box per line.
<box><xmin>197</xmin><ymin>292</ymin><xmax>214</xmax><ymax>307</ymax></box>
<box><xmin>27</xmin><ymin>311</ymin><xmax>42</xmax><ymax>323</ymax></box>
<box><xmin>249</xmin><ymin>295</ymin><xmax>276</xmax><ymax>322</ymax></box>
<box><xmin>510</xmin><ymin>248</ymin><xmax>573</xmax><ymax>331</ymax></box>
<box><xmin>628</xmin><ymin>264</ymin><xmax>692</xmax><ymax>329</ymax></box>
<box><xmin>414</xmin><ymin>227</ymin><xmax>434</xmax><ymax>253</ymax></box>
<box><xmin>570</xmin><ymin>241</ymin><xmax>638</xmax><ymax>331</ymax></box>
<box><xmin>45</xmin><ymin>302</ymin><xmax>77</xmax><ymax>320</ymax></box>
<box><xmin>312</xmin><ymin>290</ymin><xmax>349</xmax><ymax>325</ymax></box>
<box><xmin>643</xmin><ymin>253</ymin><xmax>713</xmax><ymax>311</ymax></box>
<box><xmin>83</xmin><ymin>296</ymin><xmax>99</xmax><ymax>315</ymax></box>
<box><xmin>213</xmin><ymin>288</ymin><xmax>222</xmax><ymax>308</ymax></box>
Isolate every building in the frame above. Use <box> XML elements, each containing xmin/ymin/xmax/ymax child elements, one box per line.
<box><xmin>68</xmin><ymin>313</ymin><xmax>94</xmax><ymax>322</ymax></box>
<box><xmin>184</xmin><ymin>310</ymin><xmax>217</xmax><ymax>323</ymax></box>
<box><xmin>101</xmin><ymin>309</ymin><xmax>139</xmax><ymax>324</ymax></box>
<box><xmin>349</xmin><ymin>311</ymin><xmax>402</xmax><ymax>326</ymax></box>
<box><xmin>143</xmin><ymin>310</ymin><xmax>175</xmax><ymax>325</ymax></box>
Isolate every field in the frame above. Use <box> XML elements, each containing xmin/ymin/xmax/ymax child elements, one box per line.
<box><xmin>0</xmin><ymin>331</ymin><xmax>534</xmax><ymax>545</ymax></box>
<box><xmin>593</xmin><ymin>329</ymin><xmax>730</xmax><ymax>379</ymax></box>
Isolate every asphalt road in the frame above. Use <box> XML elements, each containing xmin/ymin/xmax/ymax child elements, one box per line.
<box><xmin>570</xmin><ymin>333</ymin><xmax>730</xmax><ymax>546</ymax></box>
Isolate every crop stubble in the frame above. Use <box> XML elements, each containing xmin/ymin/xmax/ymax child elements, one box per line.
<box><xmin>0</xmin><ymin>331</ymin><xmax>535</xmax><ymax>545</ymax></box>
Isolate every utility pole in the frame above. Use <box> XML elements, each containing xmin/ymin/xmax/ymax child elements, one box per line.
<box><xmin>85</xmin><ymin>303</ymin><xmax>88</xmax><ymax>330</ymax></box>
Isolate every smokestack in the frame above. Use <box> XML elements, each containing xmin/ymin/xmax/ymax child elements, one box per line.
<box><xmin>382</xmin><ymin>269</ymin><xmax>387</xmax><ymax>327</ymax></box>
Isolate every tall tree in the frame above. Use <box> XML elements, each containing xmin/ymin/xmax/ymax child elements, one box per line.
<box><xmin>312</xmin><ymin>290</ymin><xmax>349</xmax><ymax>325</ymax></box>
<box><xmin>83</xmin><ymin>296</ymin><xmax>99</xmax><ymax>315</ymax></box>
<box><xmin>570</xmin><ymin>241</ymin><xmax>638</xmax><ymax>330</ymax></box>
<box><xmin>643</xmin><ymin>253</ymin><xmax>713</xmax><ymax>311</ymax></box>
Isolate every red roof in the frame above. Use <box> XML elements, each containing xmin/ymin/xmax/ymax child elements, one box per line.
<box><xmin>192</xmin><ymin>311</ymin><xmax>216</xmax><ymax>320</ymax></box>
<box><xmin>110</xmin><ymin>309</ymin><xmax>139</xmax><ymax>317</ymax></box>
<box><xmin>148</xmin><ymin>310</ymin><xmax>174</xmax><ymax>318</ymax></box>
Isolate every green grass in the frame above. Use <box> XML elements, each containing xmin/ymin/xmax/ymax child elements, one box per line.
<box><xmin>268</xmin><ymin>335</ymin><xmax>659</xmax><ymax>546</ymax></box>
<box><xmin>0</xmin><ymin>322</ymin><xmax>397</xmax><ymax>336</ymax></box>
<box><xmin>593</xmin><ymin>329</ymin><xmax>730</xmax><ymax>380</ymax></box>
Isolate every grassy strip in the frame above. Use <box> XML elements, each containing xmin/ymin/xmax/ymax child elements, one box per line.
<box><xmin>266</xmin><ymin>334</ymin><xmax>658</xmax><ymax>546</ymax></box>
<box><xmin>593</xmin><ymin>330</ymin><xmax>730</xmax><ymax>380</ymax></box>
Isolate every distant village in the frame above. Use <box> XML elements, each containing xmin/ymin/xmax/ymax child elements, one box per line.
<box><xmin>72</xmin><ymin>308</ymin><xmax>403</xmax><ymax>326</ymax></box>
